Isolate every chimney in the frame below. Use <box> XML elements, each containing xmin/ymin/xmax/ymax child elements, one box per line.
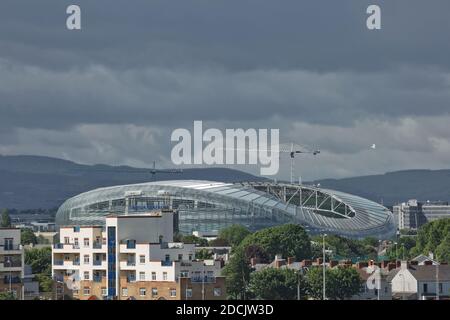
<box><xmin>287</xmin><ymin>257</ymin><xmax>295</xmax><ymax>265</ymax></box>
<box><xmin>381</xmin><ymin>260</ymin><xmax>390</xmax><ymax>269</ymax></box>
<box><xmin>387</xmin><ymin>263</ymin><xmax>396</xmax><ymax>271</ymax></box>
<box><xmin>316</xmin><ymin>258</ymin><xmax>323</xmax><ymax>265</ymax></box>
<box><xmin>329</xmin><ymin>260</ymin><xmax>338</xmax><ymax>268</ymax></box>
<box><xmin>396</xmin><ymin>260</ymin><xmax>401</xmax><ymax>268</ymax></box>
<box><xmin>275</xmin><ymin>259</ymin><xmax>286</xmax><ymax>268</ymax></box>
<box><xmin>368</xmin><ymin>260</ymin><xmax>375</xmax><ymax>267</ymax></box>
<box><xmin>400</xmin><ymin>261</ymin><xmax>408</xmax><ymax>270</ymax></box>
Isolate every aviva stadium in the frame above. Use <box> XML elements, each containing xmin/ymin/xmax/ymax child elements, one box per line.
<box><xmin>56</xmin><ymin>180</ymin><xmax>396</xmax><ymax>239</ymax></box>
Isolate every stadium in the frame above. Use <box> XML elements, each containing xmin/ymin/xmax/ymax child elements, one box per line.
<box><xmin>56</xmin><ymin>180</ymin><xmax>395</xmax><ymax>239</ymax></box>
<box><xmin>55</xmin><ymin>180</ymin><xmax>396</xmax><ymax>239</ymax></box>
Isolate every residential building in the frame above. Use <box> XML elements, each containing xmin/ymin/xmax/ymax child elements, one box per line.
<box><xmin>389</xmin><ymin>261</ymin><xmax>450</xmax><ymax>300</ymax></box>
<box><xmin>394</xmin><ymin>199</ymin><xmax>450</xmax><ymax>230</ymax></box>
<box><xmin>52</xmin><ymin>210</ymin><xmax>226</xmax><ymax>300</ymax></box>
<box><xmin>0</xmin><ymin>228</ymin><xmax>25</xmax><ymax>299</ymax></box>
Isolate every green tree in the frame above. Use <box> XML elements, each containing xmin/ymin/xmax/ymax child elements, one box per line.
<box><xmin>25</xmin><ymin>247</ymin><xmax>52</xmax><ymax>275</ymax></box>
<box><xmin>21</xmin><ymin>228</ymin><xmax>38</xmax><ymax>245</ymax></box>
<box><xmin>0</xmin><ymin>291</ymin><xmax>17</xmax><ymax>300</ymax></box>
<box><xmin>1</xmin><ymin>209</ymin><xmax>11</xmax><ymax>227</ymax></box>
<box><xmin>410</xmin><ymin>218</ymin><xmax>450</xmax><ymax>261</ymax></box>
<box><xmin>222</xmin><ymin>249</ymin><xmax>252</xmax><ymax>299</ymax></box>
<box><xmin>195</xmin><ymin>248</ymin><xmax>213</xmax><ymax>260</ymax></box>
<box><xmin>217</xmin><ymin>224</ymin><xmax>251</xmax><ymax>247</ymax></box>
<box><xmin>35</xmin><ymin>273</ymin><xmax>54</xmax><ymax>293</ymax></box>
<box><xmin>249</xmin><ymin>267</ymin><xmax>307</xmax><ymax>300</ymax></box>
<box><xmin>180</xmin><ymin>235</ymin><xmax>208</xmax><ymax>247</ymax></box>
<box><xmin>306</xmin><ymin>266</ymin><xmax>362</xmax><ymax>300</ymax></box>
<box><xmin>240</xmin><ymin>224</ymin><xmax>311</xmax><ymax>262</ymax></box>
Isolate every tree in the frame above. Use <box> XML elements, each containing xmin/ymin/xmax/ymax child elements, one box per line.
<box><xmin>180</xmin><ymin>235</ymin><xmax>208</xmax><ymax>247</ymax></box>
<box><xmin>249</xmin><ymin>267</ymin><xmax>307</xmax><ymax>300</ymax></box>
<box><xmin>21</xmin><ymin>228</ymin><xmax>38</xmax><ymax>245</ymax></box>
<box><xmin>306</xmin><ymin>266</ymin><xmax>362</xmax><ymax>300</ymax></box>
<box><xmin>222</xmin><ymin>248</ymin><xmax>252</xmax><ymax>299</ymax></box>
<box><xmin>0</xmin><ymin>291</ymin><xmax>17</xmax><ymax>300</ymax></box>
<box><xmin>35</xmin><ymin>273</ymin><xmax>54</xmax><ymax>293</ymax></box>
<box><xmin>240</xmin><ymin>224</ymin><xmax>311</xmax><ymax>262</ymax></box>
<box><xmin>1</xmin><ymin>209</ymin><xmax>11</xmax><ymax>227</ymax></box>
<box><xmin>217</xmin><ymin>224</ymin><xmax>251</xmax><ymax>247</ymax></box>
<box><xmin>410</xmin><ymin>218</ymin><xmax>450</xmax><ymax>261</ymax></box>
<box><xmin>195</xmin><ymin>248</ymin><xmax>213</xmax><ymax>260</ymax></box>
<box><xmin>25</xmin><ymin>247</ymin><xmax>52</xmax><ymax>275</ymax></box>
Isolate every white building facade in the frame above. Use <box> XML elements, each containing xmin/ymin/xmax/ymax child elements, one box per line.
<box><xmin>52</xmin><ymin>210</ymin><xmax>226</xmax><ymax>300</ymax></box>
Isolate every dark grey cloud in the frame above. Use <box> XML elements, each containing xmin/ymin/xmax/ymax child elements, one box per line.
<box><xmin>1</xmin><ymin>0</ymin><xmax>450</xmax><ymax>180</ymax></box>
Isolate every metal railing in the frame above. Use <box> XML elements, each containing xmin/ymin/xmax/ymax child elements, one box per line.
<box><xmin>93</xmin><ymin>260</ymin><xmax>104</xmax><ymax>266</ymax></box>
<box><xmin>54</xmin><ymin>260</ymin><xmax>64</xmax><ymax>266</ymax></box>
<box><xmin>0</xmin><ymin>244</ymin><xmax>21</xmax><ymax>251</ymax></box>
<box><xmin>93</xmin><ymin>276</ymin><xmax>103</xmax><ymax>283</ymax></box>
<box><xmin>161</xmin><ymin>260</ymin><xmax>172</xmax><ymax>267</ymax></box>
<box><xmin>191</xmin><ymin>276</ymin><xmax>216</xmax><ymax>283</ymax></box>
<box><xmin>93</xmin><ymin>242</ymin><xmax>102</xmax><ymax>249</ymax></box>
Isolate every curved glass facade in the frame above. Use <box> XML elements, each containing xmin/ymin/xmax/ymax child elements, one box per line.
<box><xmin>56</xmin><ymin>180</ymin><xmax>396</xmax><ymax>239</ymax></box>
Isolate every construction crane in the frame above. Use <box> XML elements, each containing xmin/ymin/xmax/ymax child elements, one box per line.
<box><xmin>278</xmin><ymin>143</ymin><xmax>320</xmax><ymax>184</ymax></box>
<box><xmin>85</xmin><ymin>160</ymin><xmax>183</xmax><ymax>178</ymax></box>
<box><xmin>221</xmin><ymin>142</ymin><xmax>319</xmax><ymax>184</ymax></box>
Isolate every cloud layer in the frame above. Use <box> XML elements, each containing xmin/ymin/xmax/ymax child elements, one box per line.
<box><xmin>1</xmin><ymin>0</ymin><xmax>450</xmax><ymax>180</ymax></box>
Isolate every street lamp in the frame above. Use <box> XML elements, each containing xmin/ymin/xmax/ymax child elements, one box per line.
<box><xmin>322</xmin><ymin>233</ymin><xmax>327</xmax><ymax>300</ymax></box>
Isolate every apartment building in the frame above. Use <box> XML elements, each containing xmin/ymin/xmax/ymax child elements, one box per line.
<box><xmin>393</xmin><ymin>199</ymin><xmax>450</xmax><ymax>230</ymax></box>
<box><xmin>52</xmin><ymin>210</ymin><xmax>226</xmax><ymax>300</ymax></box>
<box><xmin>0</xmin><ymin>228</ymin><xmax>25</xmax><ymax>299</ymax></box>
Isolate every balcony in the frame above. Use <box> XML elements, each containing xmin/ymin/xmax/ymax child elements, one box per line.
<box><xmin>73</xmin><ymin>260</ymin><xmax>80</xmax><ymax>266</ymax></box>
<box><xmin>2</xmin><ymin>260</ymin><xmax>22</xmax><ymax>268</ymax></box>
<box><xmin>127</xmin><ymin>261</ymin><xmax>136</xmax><ymax>267</ymax></box>
<box><xmin>3</xmin><ymin>276</ymin><xmax>21</xmax><ymax>284</ymax></box>
<box><xmin>161</xmin><ymin>260</ymin><xmax>172</xmax><ymax>267</ymax></box>
<box><xmin>93</xmin><ymin>242</ymin><xmax>103</xmax><ymax>249</ymax></box>
<box><xmin>54</xmin><ymin>260</ymin><xmax>64</xmax><ymax>266</ymax></box>
<box><xmin>191</xmin><ymin>276</ymin><xmax>216</xmax><ymax>283</ymax></box>
<box><xmin>93</xmin><ymin>275</ymin><xmax>104</xmax><ymax>283</ymax></box>
<box><xmin>0</xmin><ymin>244</ymin><xmax>21</xmax><ymax>252</ymax></box>
<box><xmin>127</xmin><ymin>276</ymin><xmax>136</xmax><ymax>283</ymax></box>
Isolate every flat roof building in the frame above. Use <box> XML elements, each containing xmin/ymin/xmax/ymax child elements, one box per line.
<box><xmin>52</xmin><ymin>210</ymin><xmax>226</xmax><ymax>300</ymax></box>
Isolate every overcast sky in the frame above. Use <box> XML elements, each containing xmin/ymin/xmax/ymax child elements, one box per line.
<box><xmin>1</xmin><ymin>0</ymin><xmax>450</xmax><ymax>181</ymax></box>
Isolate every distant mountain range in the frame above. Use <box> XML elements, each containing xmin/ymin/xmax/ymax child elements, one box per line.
<box><xmin>0</xmin><ymin>155</ymin><xmax>449</xmax><ymax>210</ymax></box>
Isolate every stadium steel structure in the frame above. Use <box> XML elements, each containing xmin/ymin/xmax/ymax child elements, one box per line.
<box><xmin>56</xmin><ymin>180</ymin><xmax>396</xmax><ymax>239</ymax></box>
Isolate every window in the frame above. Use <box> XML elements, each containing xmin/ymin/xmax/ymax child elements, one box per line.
<box><xmin>74</xmin><ymin>238</ymin><xmax>79</xmax><ymax>247</ymax></box>
<box><xmin>178</xmin><ymin>254</ymin><xmax>183</xmax><ymax>261</ymax></box>
<box><xmin>64</xmin><ymin>255</ymin><xmax>70</xmax><ymax>261</ymax></box>
<box><xmin>180</xmin><ymin>271</ymin><xmax>189</xmax><ymax>278</ymax></box>
<box><xmin>170</xmin><ymin>289</ymin><xmax>176</xmax><ymax>297</ymax></box>
<box><xmin>139</xmin><ymin>288</ymin><xmax>146</xmax><ymax>296</ymax></box>
<box><xmin>84</xmin><ymin>255</ymin><xmax>90</xmax><ymax>264</ymax></box>
<box><xmin>151</xmin><ymin>288</ymin><xmax>158</xmax><ymax>297</ymax></box>
<box><xmin>64</xmin><ymin>237</ymin><xmax>70</xmax><ymax>244</ymax></box>
<box><xmin>101</xmin><ymin>287</ymin><xmax>107</xmax><ymax>296</ymax></box>
<box><xmin>152</xmin><ymin>272</ymin><xmax>156</xmax><ymax>281</ymax></box>
<box><xmin>139</xmin><ymin>272</ymin><xmax>145</xmax><ymax>281</ymax></box>
<box><xmin>163</xmin><ymin>272</ymin><xmax>168</xmax><ymax>281</ymax></box>
<box><xmin>83</xmin><ymin>287</ymin><xmax>90</xmax><ymax>296</ymax></box>
<box><xmin>186</xmin><ymin>288</ymin><xmax>192</xmax><ymax>298</ymax></box>
<box><xmin>384</xmin><ymin>286</ymin><xmax>388</xmax><ymax>293</ymax></box>
<box><xmin>122</xmin><ymin>288</ymin><xmax>128</xmax><ymax>297</ymax></box>
<box><xmin>139</xmin><ymin>255</ymin><xmax>145</xmax><ymax>264</ymax></box>
<box><xmin>84</xmin><ymin>238</ymin><xmax>90</xmax><ymax>248</ymax></box>
<box><xmin>84</xmin><ymin>271</ymin><xmax>89</xmax><ymax>280</ymax></box>
<box><xmin>439</xmin><ymin>283</ymin><xmax>443</xmax><ymax>293</ymax></box>
<box><xmin>165</xmin><ymin>254</ymin><xmax>170</xmax><ymax>261</ymax></box>
<box><xmin>73</xmin><ymin>226</ymin><xmax>80</xmax><ymax>232</ymax></box>
<box><xmin>188</xmin><ymin>254</ymin><xmax>193</xmax><ymax>261</ymax></box>
<box><xmin>423</xmin><ymin>283</ymin><xmax>428</xmax><ymax>293</ymax></box>
<box><xmin>214</xmin><ymin>288</ymin><xmax>222</xmax><ymax>297</ymax></box>
<box><xmin>73</xmin><ymin>289</ymin><xmax>79</xmax><ymax>295</ymax></box>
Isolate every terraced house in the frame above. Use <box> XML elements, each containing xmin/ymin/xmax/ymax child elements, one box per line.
<box><xmin>52</xmin><ymin>210</ymin><xmax>226</xmax><ymax>300</ymax></box>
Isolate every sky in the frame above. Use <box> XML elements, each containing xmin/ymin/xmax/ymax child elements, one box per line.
<box><xmin>1</xmin><ymin>0</ymin><xmax>450</xmax><ymax>181</ymax></box>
